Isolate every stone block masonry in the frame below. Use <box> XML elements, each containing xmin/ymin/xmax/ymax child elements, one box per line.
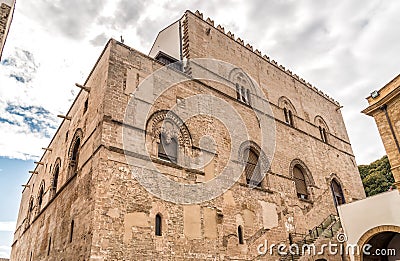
<box><xmin>11</xmin><ymin>10</ymin><xmax>365</xmax><ymax>260</ymax></box>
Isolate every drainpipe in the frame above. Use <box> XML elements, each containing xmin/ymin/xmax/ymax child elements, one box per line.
<box><xmin>380</xmin><ymin>104</ymin><xmax>400</xmax><ymax>154</ymax></box>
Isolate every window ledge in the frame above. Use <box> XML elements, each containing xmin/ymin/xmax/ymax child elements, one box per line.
<box><xmin>151</xmin><ymin>157</ymin><xmax>205</xmax><ymax>175</ymax></box>
<box><xmin>298</xmin><ymin>198</ymin><xmax>313</xmax><ymax>204</ymax></box>
<box><xmin>239</xmin><ymin>182</ymin><xmax>274</xmax><ymax>193</ymax></box>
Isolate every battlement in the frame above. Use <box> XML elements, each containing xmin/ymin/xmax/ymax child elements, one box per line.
<box><xmin>190</xmin><ymin>10</ymin><xmax>340</xmax><ymax>107</ymax></box>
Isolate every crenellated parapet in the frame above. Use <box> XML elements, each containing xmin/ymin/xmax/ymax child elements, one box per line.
<box><xmin>191</xmin><ymin>10</ymin><xmax>340</xmax><ymax>106</ymax></box>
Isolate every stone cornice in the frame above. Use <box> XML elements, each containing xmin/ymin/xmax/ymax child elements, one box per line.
<box><xmin>362</xmin><ymin>85</ymin><xmax>400</xmax><ymax>116</ymax></box>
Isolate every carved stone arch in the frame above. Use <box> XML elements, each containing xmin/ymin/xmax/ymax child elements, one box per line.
<box><xmin>289</xmin><ymin>159</ymin><xmax>315</xmax><ymax>187</ymax></box>
<box><xmin>327</xmin><ymin>173</ymin><xmax>343</xmax><ymax>186</ymax></box>
<box><xmin>146</xmin><ymin>110</ymin><xmax>193</xmax><ymax>148</ymax></box>
<box><xmin>314</xmin><ymin>115</ymin><xmax>329</xmax><ymax>132</ymax></box>
<box><xmin>229</xmin><ymin>68</ymin><xmax>256</xmax><ymax>92</ymax></box>
<box><xmin>278</xmin><ymin>96</ymin><xmax>297</xmax><ymax>114</ymax></box>
<box><xmin>355</xmin><ymin>225</ymin><xmax>400</xmax><ymax>261</ymax></box>
<box><xmin>229</xmin><ymin>68</ymin><xmax>259</xmax><ymax>105</ymax></box>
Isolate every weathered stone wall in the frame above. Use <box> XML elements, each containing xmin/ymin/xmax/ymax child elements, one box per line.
<box><xmin>12</xmin><ymin>10</ymin><xmax>365</xmax><ymax>261</ymax></box>
<box><xmin>10</xmin><ymin>41</ymin><xmax>112</xmax><ymax>260</ymax></box>
<box><xmin>86</xmin><ymin>36</ymin><xmax>364</xmax><ymax>260</ymax></box>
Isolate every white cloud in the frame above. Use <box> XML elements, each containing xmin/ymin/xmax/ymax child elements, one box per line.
<box><xmin>0</xmin><ymin>221</ymin><xmax>16</xmax><ymax>232</ymax></box>
<box><xmin>1</xmin><ymin>0</ymin><xmax>398</xmax><ymax>164</ymax></box>
<box><xmin>0</xmin><ymin>245</ymin><xmax>11</xmax><ymax>258</ymax></box>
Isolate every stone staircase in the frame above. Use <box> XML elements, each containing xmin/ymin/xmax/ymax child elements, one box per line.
<box><xmin>279</xmin><ymin>214</ymin><xmax>342</xmax><ymax>261</ymax></box>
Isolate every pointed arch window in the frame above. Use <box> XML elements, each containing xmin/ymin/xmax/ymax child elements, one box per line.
<box><xmin>155</xmin><ymin>214</ymin><xmax>162</xmax><ymax>236</ymax></box>
<box><xmin>331</xmin><ymin>179</ymin><xmax>345</xmax><ymax>206</ymax></box>
<box><xmin>68</xmin><ymin>137</ymin><xmax>81</xmax><ymax>178</ymax></box>
<box><xmin>244</xmin><ymin>148</ymin><xmax>262</xmax><ymax>187</ymax></box>
<box><xmin>37</xmin><ymin>182</ymin><xmax>45</xmax><ymax>211</ymax></box>
<box><xmin>293</xmin><ymin>166</ymin><xmax>308</xmax><ymax>200</ymax></box>
<box><xmin>158</xmin><ymin>133</ymin><xmax>178</xmax><ymax>163</ymax></box>
<box><xmin>51</xmin><ymin>163</ymin><xmax>60</xmax><ymax>198</ymax></box>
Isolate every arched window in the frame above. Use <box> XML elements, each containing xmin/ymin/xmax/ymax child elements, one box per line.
<box><xmin>158</xmin><ymin>133</ymin><xmax>178</xmax><ymax>163</ymax></box>
<box><xmin>244</xmin><ymin>148</ymin><xmax>262</xmax><ymax>187</ymax></box>
<box><xmin>315</xmin><ymin>116</ymin><xmax>329</xmax><ymax>144</ymax></box>
<box><xmin>293</xmin><ymin>166</ymin><xmax>308</xmax><ymax>200</ymax></box>
<box><xmin>331</xmin><ymin>179</ymin><xmax>345</xmax><ymax>206</ymax></box>
<box><xmin>155</xmin><ymin>214</ymin><xmax>162</xmax><ymax>236</ymax></box>
<box><xmin>284</xmin><ymin>108</ymin><xmax>294</xmax><ymax>126</ymax></box>
<box><xmin>238</xmin><ymin>225</ymin><xmax>244</xmax><ymax>244</ymax></box>
<box><xmin>51</xmin><ymin>163</ymin><xmax>60</xmax><ymax>198</ymax></box>
<box><xmin>232</xmin><ymin>71</ymin><xmax>251</xmax><ymax>105</ymax></box>
<box><xmin>37</xmin><ymin>182</ymin><xmax>45</xmax><ymax>211</ymax></box>
<box><xmin>68</xmin><ymin>136</ymin><xmax>81</xmax><ymax>178</ymax></box>
<box><xmin>27</xmin><ymin>197</ymin><xmax>34</xmax><ymax>223</ymax></box>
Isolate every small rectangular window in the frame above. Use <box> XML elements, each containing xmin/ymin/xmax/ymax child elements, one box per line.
<box><xmin>47</xmin><ymin>237</ymin><xmax>51</xmax><ymax>256</ymax></box>
<box><xmin>69</xmin><ymin>220</ymin><xmax>74</xmax><ymax>243</ymax></box>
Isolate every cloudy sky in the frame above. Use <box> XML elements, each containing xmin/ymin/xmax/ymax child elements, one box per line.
<box><xmin>1</xmin><ymin>0</ymin><xmax>399</xmax><ymax>258</ymax></box>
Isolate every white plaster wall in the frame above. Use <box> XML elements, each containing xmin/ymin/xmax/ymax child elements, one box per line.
<box><xmin>338</xmin><ymin>190</ymin><xmax>400</xmax><ymax>245</ymax></box>
<box><xmin>149</xmin><ymin>18</ymin><xmax>182</xmax><ymax>60</ymax></box>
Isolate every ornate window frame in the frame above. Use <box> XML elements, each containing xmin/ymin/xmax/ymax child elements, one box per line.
<box><xmin>146</xmin><ymin>110</ymin><xmax>193</xmax><ymax>166</ymax></box>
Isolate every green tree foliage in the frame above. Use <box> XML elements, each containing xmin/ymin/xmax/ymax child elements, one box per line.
<box><xmin>358</xmin><ymin>155</ymin><xmax>395</xmax><ymax>197</ymax></box>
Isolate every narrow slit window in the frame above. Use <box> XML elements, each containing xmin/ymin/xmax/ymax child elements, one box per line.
<box><xmin>284</xmin><ymin>108</ymin><xmax>289</xmax><ymax>123</ymax></box>
<box><xmin>47</xmin><ymin>237</ymin><xmax>51</xmax><ymax>256</ymax></box>
<box><xmin>155</xmin><ymin>214</ymin><xmax>162</xmax><ymax>236</ymax></box>
<box><xmin>238</xmin><ymin>225</ymin><xmax>244</xmax><ymax>244</ymax></box>
<box><xmin>236</xmin><ymin>83</ymin><xmax>241</xmax><ymax>100</ymax></box>
<box><xmin>288</xmin><ymin>110</ymin><xmax>294</xmax><ymax>126</ymax></box>
<box><xmin>69</xmin><ymin>220</ymin><xmax>74</xmax><ymax>243</ymax></box>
